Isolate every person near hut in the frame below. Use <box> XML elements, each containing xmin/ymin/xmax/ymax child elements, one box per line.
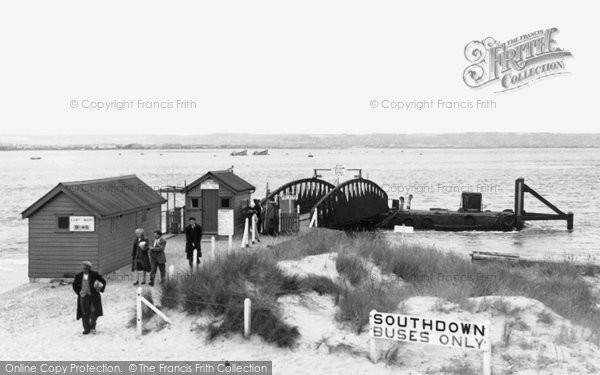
<box><xmin>149</xmin><ymin>230</ymin><xmax>167</xmax><ymax>286</ymax></box>
<box><xmin>132</xmin><ymin>228</ymin><xmax>151</xmax><ymax>285</ymax></box>
<box><xmin>253</xmin><ymin>199</ymin><xmax>263</xmax><ymax>234</ymax></box>
<box><xmin>248</xmin><ymin>200</ymin><xmax>260</xmax><ymax>242</ymax></box>
<box><xmin>72</xmin><ymin>261</ymin><xmax>106</xmax><ymax>335</ymax></box>
<box><xmin>184</xmin><ymin>217</ymin><xmax>202</xmax><ymax>267</ymax></box>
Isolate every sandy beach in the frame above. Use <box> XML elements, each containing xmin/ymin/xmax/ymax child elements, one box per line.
<box><xmin>1</xmin><ymin>232</ymin><xmax>599</xmax><ymax>374</ymax></box>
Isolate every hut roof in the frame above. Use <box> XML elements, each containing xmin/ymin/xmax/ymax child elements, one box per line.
<box><xmin>182</xmin><ymin>170</ymin><xmax>255</xmax><ymax>194</ymax></box>
<box><xmin>21</xmin><ymin>175</ymin><xmax>166</xmax><ymax>219</ymax></box>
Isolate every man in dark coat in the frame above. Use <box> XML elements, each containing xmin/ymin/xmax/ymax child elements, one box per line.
<box><xmin>184</xmin><ymin>217</ymin><xmax>202</xmax><ymax>267</ymax></box>
<box><xmin>72</xmin><ymin>261</ymin><xmax>106</xmax><ymax>335</ymax></box>
<box><xmin>149</xmin><ymin>230</ymin><xmax>167</xmax><ymax>286</ymax></box>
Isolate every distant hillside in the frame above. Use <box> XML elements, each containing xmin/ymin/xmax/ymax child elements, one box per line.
<box><xmin>1</xmin><ymin>133</ymin><xmax>600</xmax><ymax>149</ymax></box>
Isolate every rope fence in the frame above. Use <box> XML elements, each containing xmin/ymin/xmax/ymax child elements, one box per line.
<box><xmin>136</xmin><ymin>287</ymin><xmax>252</xmax><ymax>338</ymax></box>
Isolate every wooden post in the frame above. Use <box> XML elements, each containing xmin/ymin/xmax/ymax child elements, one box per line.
<box><xmin>141</xmin><ymin>297</ymin><xmax>173</xmax><ymax>325</ymax></box>
<box><xmin>136</xmin><ymin>287</ymin><xmax>143</xmax><ymax>337</ymax></box>
<box><xmin>228</xmin><ymin>234</ymin><xmax>233</xmax><ymax>252</ymax></box>
<box><xmin>251</xmin><ymin>216</ymin><xmax>256</xmax><ymax>244</ymax></box>
<box><xmin>240</xmin><ymin>218</ymin><xmax>249</xmax><ymax>248</ymax></box>
<box><xmin>514</xmin><ymin>178</ymin><xmax>525</xmax><ymax>230</ymax></box>
<box><xmin>309</xmin><ymin>210</ymin><xmax>318</xmax><ymax>228</ymax></box>
<box><xmin>369</xmin><ymin>309</ymin><xmax>377</xmax><ymax>362</ymax></box>
<box><xmin>168</xmin><ymin>265</ymin><xmax>175</xmax><ymax>279</ymax></box>
<box><xmin>483</xmin><ymin>346</ymin><xmax>492</xmax><ymax>375</ymax></box>
<box><xmin>192</xmin><ymin>249</ymin><xmax>198</xmax><ymax>270</ymax></box>
<box><xmin>483</xmin><ymin>320</ymin><xmax>492</xmax><ymax>375</ymax></box>
<box><xmin>211</xmin><ymin>236</ymin><xmax>216</xmax><ymax>258</ymax></box>
<box><xmin>278</xmin><ymin>211</ymin><xmax>282</xmax><ymax>233</ymax></box>
<box><xmin>567</xmin><ymin>211</ymin><xmax>574</xmax><ymax>230</ymax></box>
<box><xmin>244</xmin><ymin>298</ymin><xmax>251</xmax><ymax>337</ymax></box>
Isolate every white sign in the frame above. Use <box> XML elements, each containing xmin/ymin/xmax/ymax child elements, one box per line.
<box><xmin>369</xmin><ymin>311</ymin><xmax>490</xmax><ymax>351</ymax></box>
<box><xmin>200</xmin><ymin>179</ymin><xmax>219</xmax><ymax>190</ymax></box>
<box><xmin>394</xmin><ymin>225</ymin><xmax>414</xmax><ymax>234</ymax></box>
<box><xmin>69</xmin><ymin>216</ymin><xmax>95</xmax><ymax>232</ymax></box>
<box><xmin>334</xmin><ymin>164</ymin><xmax>345</xmax><ymax>177</ymax></box>
<box><xmin>218</xmin><ymin>209</ymin><xmax>234</xmax><ymax>236</ymax></box>
<box><xmin>281</xmin><ymin>194</ymin><xmax>297</xmax><ymax>200</ymax></box>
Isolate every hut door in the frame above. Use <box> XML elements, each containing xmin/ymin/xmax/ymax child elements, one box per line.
<box><xmin>202</xmin><ymin>190</ymin><xmax>219</xmax><ymax>233</ymax></box>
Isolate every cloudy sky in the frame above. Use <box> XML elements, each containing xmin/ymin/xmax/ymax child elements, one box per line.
<box><xmin>0</xmin><ymin>1</ymin><xmax>596</xmax><ymax>135</ymax></box>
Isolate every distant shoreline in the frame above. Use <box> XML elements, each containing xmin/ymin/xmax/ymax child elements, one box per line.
<box><xmin>2</xmin><ymin>146</ymin><xmax>600</xmax><ymax>151</ymax></box>
<box><xmin>2</xmin><ymin>132</ymin><xmax>600</xmax><ymax>149</ymax></box>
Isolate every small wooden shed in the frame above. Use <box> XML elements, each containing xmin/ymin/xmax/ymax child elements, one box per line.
<box><xmin>182</xmin><ymin>170</ymin><xmax>255</xmax><ymax>236</ymax></box>
<box><xmin>21</xmin><ymin>175</ymin><xmax>166</xmax><ymax>279</ymax></box>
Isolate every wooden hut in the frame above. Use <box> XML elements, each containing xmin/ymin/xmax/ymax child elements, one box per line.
<box><xmin>182</xmin><ymin>170</ymin><xmax>255</xmax><ymax>236</ymax></box>
<box><xmin>21</xmin><ymin>175</ymin><xmax>166</xmax><ymax>279</ymax></box>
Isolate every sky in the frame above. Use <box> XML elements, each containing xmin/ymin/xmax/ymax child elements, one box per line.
<box><xmin>0</xmin><ymin>1</ymin><xmax>597</xmax><ymax>135</ymax></box>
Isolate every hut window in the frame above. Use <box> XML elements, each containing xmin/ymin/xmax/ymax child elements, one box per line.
<box><xmin>191</xmin><ymin>198</ymin><xmax>199</xmax><ymax>208</ymax></box>
<box><xmin>57</xmin><ymin>216</ymin><xmax>70</xmax><ymax>230</ymax></box>
<box><xmin>221</xmin><ymin>198</ymin><xmax>231</xmax><ymax>208</ymax></box>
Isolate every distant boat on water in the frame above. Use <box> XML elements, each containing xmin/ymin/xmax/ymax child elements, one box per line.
<box><xmin>30</xmin><ymin>157</ymin><xmax>42</xmax><ymax>160</ymax></box>
<box><xmin>307</xmin><ymin>153</ymin><xmax>314</xmax><ymax>158</ymax></box>
<box><xmin>230</xmin><ymin>150</ymin><xmax>248</xmax><ymax>156</ymax></box>
<box><xmin>252</xmin><ymin>150</ymin><xmax>269</xmax><ymax>156</ymax></box>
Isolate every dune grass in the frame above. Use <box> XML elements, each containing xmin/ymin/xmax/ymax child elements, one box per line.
<box><xmin>336</xmin><ymin>252</ymin><xmax>368</xmax><ymax>286</ymax></box>
<box><xmin>156</xmin><ymin>228</ymin><xmax>600</xmax><ymax>348</ymax></box>
<box><xmin>339</xmin><ymin>232</ymin><xmax>600</xmax><ymax>342</ymax></box>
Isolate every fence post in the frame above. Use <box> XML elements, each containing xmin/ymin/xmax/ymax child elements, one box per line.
<box><xmin>136</xmin><ymin>287</ymin><xmax>143</xmax><ymax>337</ymax></box>
<box><xmin>168</xmin><ymin>265</ymin><xmax>175</xmax><ymax>279</ymax></box>
<box><xmin>483</xmin><ymin>319</ymin><xmax>492</xmax><ymax>375</ymax></box>
<box><xmin>240</xmin><ymin>218</ymin><xmax>249</xmax><ymax>248</ymax></box>
<box><xmin>244</xmin><ymin>298</ymin><xmax>251</xmax><ymax>337</ymax></box>
<box><xmin>251</xmin><ymin>216</ymin><xmax>256</xmax><ymax>244</ymax></box>
<box><xmin>369</xmin><ymin>309</ymin><xmax>377</xmax><ymax>362</ymax></box>
<box><xmin>211</xmin><ymin>236</ymin><xmax>216</xmax><ymax>259</ymax></box>
<box><xmin>228</xmin><ymin>234</ymin><xmax>233</xmax><ymax>252</ymax></box>
<box><xmin>278</xmin><ymin>211</ymin><xmax>282</xmax><ymax>233</ymax></box>
<box><xmin>483</xmin><ymin>347</ymin><xmax>491</xmax><ymax>375</ymax></box>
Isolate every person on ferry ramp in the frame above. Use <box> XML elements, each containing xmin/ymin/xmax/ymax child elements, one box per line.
<box><xmin>72</xmin><ymin>261</ymin><xmax>106</xmax><ymax>335</ymax></box>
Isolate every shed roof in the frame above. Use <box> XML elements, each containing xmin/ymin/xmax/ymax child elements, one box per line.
<box><xmin>182</xmin><ymin>170</ymin><xmax>255</xmax><ymax>194</ymax></box>
<box><xmin>21</xmin><ymin>175</ymin><xmax>166</xmax><ymax>219</ymax></box>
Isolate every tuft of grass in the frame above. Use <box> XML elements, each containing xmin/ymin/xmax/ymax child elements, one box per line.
<box><xmin>159</xmin><ymin>278</ymin><xmax>180</xmax><ymax>309</ymax></box>
<box><xmin>299</xmin><ymin>275</ymin><xmax>341</xmax><ymax>296</ymax></box>
<box><xmin>438</xmin><ymin>358</ymin><xmax>478</xmax><ymax>375</ymax></box>
<box><xmin>156</xmin><ymin>250</ymin><xmax>305</xmax><ymax>347</ymax></box>
<box><xmin>336</xmin><ymin>252</ymin><xmax>368</xmax><ymax>285</ymax></box>
<box><xmin>537</xmin><ymin>310</ymin><xmax>555</xmax><ymax>325</ymax></box>
<box><xmin>337</xmin><ymin>281</ymin><xmax>405</xmax><ymax>333</ymax></box>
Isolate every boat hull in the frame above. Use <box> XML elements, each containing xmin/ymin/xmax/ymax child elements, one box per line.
<box><xmin>379</xmin><ymin>209</ymin><xmax>516</xmax><ymax>232</ymax></box>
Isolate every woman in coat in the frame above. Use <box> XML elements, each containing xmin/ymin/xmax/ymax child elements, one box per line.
<box><xmin>131</xmin><ymin>228</ymin><xmax>151</xmax><ymax>285</ymax></box>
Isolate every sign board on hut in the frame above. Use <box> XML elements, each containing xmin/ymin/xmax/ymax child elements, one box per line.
<box><xmin>200</xmin><ymin>179</ymin><xmax>219</xmax><ymax>190</ymax></box>
<box><xmin>69</xmin><ymin>216</ymin><xmax>95</xmax><ymax>232</ymax></box>
<box><xmin>217</xmin><ymin>209</ymin><xmax>234</xmax><ymax>236</ymax></box>
<box><xmin>369</xmin><ymin>310</ymin><xmax>491</xmax><ymax>374</ymax></box>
